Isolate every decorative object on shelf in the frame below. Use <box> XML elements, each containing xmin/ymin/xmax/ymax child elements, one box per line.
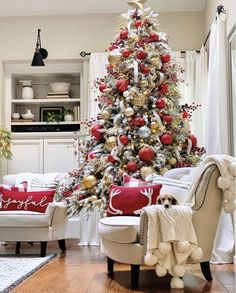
<box><xmin>46</xmin><ymin>91</ymin><xmax>71</xmax><ymax>99</ymax></box>
<box><xmin>40</xmin><ymin>106</ymin><xmax>64</xmax><ymax>122</ymax></box>
<box><xmin>31</xmin><ymin>29</ymin><xmax>48</xmax><ymax>66</ymax></box>
<box><xmin>0</xmin><ymin>127</ymin><xmax>12</xmax><ymax>158</ymax></box>
<box><xmin>19</xmin><ymin>80</ymin><xmax>34</xmax><ymax>99</ymax></box>
<box><xmin>64</xmin><ymin>109</ymin><xmax>74</xmax><ymax>122</ymax></box>
<box><xmin>21</xmin><ymin>109</ymin><xmax>35</xmax><ymax>120</ymax></box>
<box><xmin>49</xmin><ymin>82</ymin><xmax>71</xmax><ymax>93</ymax></box>
<box><xmin>12</xmin><ymin>113</ymin><xmax>20</xmax><ymax>119</ymax></box>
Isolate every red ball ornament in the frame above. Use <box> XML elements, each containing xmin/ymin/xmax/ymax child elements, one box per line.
<box><xmin>188</xmin><ymin>134</ymin><xmax>197</xmax><ymax>146</ymax></box>
<box><xmin>108</xmin><ymin>154</ymin><xmax>117</xmax><ymax>164</ymax></box>
<box><xmin>119</xmin><ymin>135</ymin><xmax>129</xmax><ymax>145</ymax></box>
<box><xmin>116</xmin><ymin>79</ymin><xmax>129</xmax><ymax>92</ymax></box>
<box><xmin>149</xmin><ymin>32</ymin><xmax>159</xmax><ymax>42</ymax></box>
<box><xmin>127</xmin><ymin>161</ymin><xmax>138</xmax><ymax>172</ymax></box>
<box><xmin>161</xmin><ymin>54</ymin><xmax>171</xmax><ymax>63</ymax></box>
<box><xmin>122</xmin><ymin>49</ymin><xmax>131</xmax><ymax>58</ymax></box>
<box><xmin>156</xmin><ymin>98</ymin><xmax>166</xmax><ymax>109</ymax></box>
<box><xmin>120</xmin><ymin>30</ymin><xmax>129</xmax><ymax>40</ymax></box>
<box><xmin>140</xmin><ymin>64</ymin><xmax>150</xmax><ymax>74</ymax></box>
<box><xmin>136</xmin><ymin>50</ymin><xmax>147</xmax><ymax>60</ymax></box>
<box><xmin>159</xmin><ymin>83</ymin><xmax>169</xmax><ymax>95</ymax></box>
<box><xmin>91</xmin><ymin>124</ymin><xmax>103</xmax><ymax>141</ymax></box>
<box><xmin>160</xmin><ymin>133</ymin><xmax>173</xmax><ymax>145</ymax></box>
<box><xmin>99</xmin><ymin>82</ymin><xmax>107</xmax><ymax>93</ymax></box>
<box><xmin>138</xmin><ymin>117</ymin><xmax>146</xmax><ymax>126</ymax></box>
<box><xmin>182</xmin><ymin>111</ymin><xmax>189</xmax><ymax>119</ymax></box>
<box><xmin>135</xmin><ymin>20</ymin><xmax>142</xmax><ymax>28</ymax></box>
<box><xmin>162</xmin><ymin>115</ymin><xmax>173</xmax><ymax>124</ymax></box>
<box><xmin>138</xmin><ymin>147</ymin><xmax>155</xmax><ymax>162</ymax></box>
<box><xmin>107</xmin><ymin>64</ymin><xmax>113</xmax><ymax>71</ymax></box>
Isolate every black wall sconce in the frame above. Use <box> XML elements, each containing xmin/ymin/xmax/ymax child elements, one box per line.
<box><xmin>31</xmin><ymin>29</ymin><xmax>48</xmax><ymax>66</ymax></box>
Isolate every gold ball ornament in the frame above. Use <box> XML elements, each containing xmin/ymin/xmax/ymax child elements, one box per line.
<box><xmin>100</xmin><ymin>109</ymin><xmax>111</xmax><ymax>120</ymax></box>
<box><xmin>159</xmin><ymin>167</ymin><xmax>169</xmax><ymax>175</ymax></box>
<box><xmin>151</xmin><ymin>129</ymin><xmax>157</xmax><ymax>134</ymax></box>
<box><xmin>104</xmin><ymin>136</ymin><xmax>117</xmax><ymax>151</ymax></box>
<box><xmin>151</xmin><ymin>57</ymin><xmax>162</xmax><ymax>69</ymax></box>
<box><xmin>150</xmin><ymin>122</ymin><xmax>159</xmax><ymax>130</ymax></box>
<box><xmin>140</xmin><ymin>80</ymin><xmax>149</xmax><ymax>88</ymax></box>
<box><xmin>169</xmin><ymin>157</ymin><xmax>177</xmax><ymax>166</ymax></box>
<box><xmin>124</xmin><ymin>107</ymin><xmax>135</xmax><ymax>117</ymax></box>
<box><xmin>83</xmin><ymin>175</ymin><xmax>97</xmax><ymax>189</ymax></box>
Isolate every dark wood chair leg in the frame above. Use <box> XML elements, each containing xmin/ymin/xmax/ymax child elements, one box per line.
<box><xmin>200</xmin><ymin>261</ymin><xmax>213</xmax><ymax>281</ymax></box>
<box><xmin>131</xmin><ymin>264</ymin><xmax>140</xmax><ymax>289</ymax></box>
<box><xmin>58</xmin><ymin>239</ymin><xmax>66</xmax><ymax>252</ymax></box>
<box><xmin>107</xmin><ymin>257</ymin><xmax>114</xmax><ymax>277</ymax></box>
<box><xmin>40</xmin><ymin>241</ymin><xmax>47</xmax><ymax>257</ymax></box>
<box><xmin>15</xmin><ymin>242</ymin><xmax>21</xmax><ymax>254</ymax></box>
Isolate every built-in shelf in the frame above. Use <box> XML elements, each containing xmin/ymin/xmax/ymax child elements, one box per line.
<box><xmin>11</xmin><ymin>98</ymin><xmax>81</xmax><ymax>104</ymax></box>
<box><xmin>11</xmin><ymin>121</ymin><xmax>80</xmax><ymax>125</ymax></box>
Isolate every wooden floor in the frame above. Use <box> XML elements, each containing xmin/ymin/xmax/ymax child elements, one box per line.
<box><xmin>0</xmin><ymin>240</ymin><xmax>235</xmax><ymax>293</ymax></box>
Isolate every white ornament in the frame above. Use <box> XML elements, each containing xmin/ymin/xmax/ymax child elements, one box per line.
<box><xmin>138</xmin><ymin>126</ymin><xmax>151</xmax><ymax>138</ymax></box>
<box><xmin>124</xmin><ymin>107</ymin><xmax>135</xmax><ymax>117</ymax></box>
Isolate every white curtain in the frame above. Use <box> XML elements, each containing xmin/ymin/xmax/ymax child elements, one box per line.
<box><xmin>88</xmin><ymin>53</ymin><xmax>108</xmax><ymax>120</ymax></box>
<box><xmin>205</xmin><ymin>13</ymin><xmax>234</xmax><ymax>264</ymax></box>
<box><xmin>205</xmin><ymin>14</ymin><xmax>230</xmax><ymax>155</ymax></box>
<box><xmin>173</xmin><ymin>50</ymin><xmax>208</xmax><ymax>146</ymax></box>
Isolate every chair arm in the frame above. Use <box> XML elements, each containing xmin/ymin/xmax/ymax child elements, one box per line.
<box><xmin>45</xmin><ymin>202</ymin><xmax>68</xmax><ymax>240</ymax></box>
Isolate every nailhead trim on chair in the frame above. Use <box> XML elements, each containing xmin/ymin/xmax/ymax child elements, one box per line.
<box><xmin>139</xmin><ymin>213</ymin><xmax>148</xmax><ymax>245</ymax></box>
<box><xmin>49</xmin><ymin>206</ymin><xmax>57</xmax><ymax>227</ymax></box>
<box><xmin>192</xmin><ymin>166</ymin><xmax>217</xmax><ymax>212</ymax></box>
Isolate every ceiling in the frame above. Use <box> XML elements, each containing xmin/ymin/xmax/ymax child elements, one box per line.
<box><xmin>0</xmin><ymin>0</ymin><xmax>207</xmax><ymax>17</ymax></box>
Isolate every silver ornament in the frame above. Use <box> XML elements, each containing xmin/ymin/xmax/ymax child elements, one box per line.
<box><xmin>138</xmin><ymin>126</ymin><xmax>151</xmax><ymax>138</ymax></box>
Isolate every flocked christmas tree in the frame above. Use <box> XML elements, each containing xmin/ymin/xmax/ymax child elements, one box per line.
<box><xmin>62</xmin><ymin>0</ymin><xmax>205</xmax><ymax>216</ymax></box>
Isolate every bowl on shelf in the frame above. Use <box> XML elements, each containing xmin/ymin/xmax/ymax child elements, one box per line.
<box><xmin>21</xmin><ymin>109</ymin><xmax>35</xmax><ymax>120</ymax></box>
<box><xmin>49</xmin><ymin>82</ymin><xmax>71</xmax><ymax>93</ymax></box>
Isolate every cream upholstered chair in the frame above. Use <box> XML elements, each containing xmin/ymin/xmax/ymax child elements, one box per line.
<box><xmin>0</xmin><ymin>202</ymin><xmax>68</xmax><ymax>256</ymax></box>
<box><xmin>99</xmin><ymin>165</ymin><xmax>224</xmax><ymax>288</ymax></box>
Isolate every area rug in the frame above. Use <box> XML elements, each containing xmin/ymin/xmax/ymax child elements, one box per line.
<box><xmin>0</xmin><ymin>254</ymin><xmax>57</xmax><ymax>293</ymax></box>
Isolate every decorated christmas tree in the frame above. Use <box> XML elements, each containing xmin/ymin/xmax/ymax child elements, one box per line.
<box><xmin>61</xmin><ymin>0</ymin><xmax>205</xmax><ymax>216</ymax></box>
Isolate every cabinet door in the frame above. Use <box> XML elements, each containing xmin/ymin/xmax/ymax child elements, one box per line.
<box><xmin>44</xmin><ymin>139</ymin><xmax>78</xmax><ymax>173</ymax></box>
<box><xmin>7</xmin><ymin>139</ymin><xmax>43</xmax><ymax>174</ymax></box>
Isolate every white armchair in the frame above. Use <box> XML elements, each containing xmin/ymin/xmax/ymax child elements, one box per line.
<box><xmin>99</xmin><ymin>164</ymin><xmax>225</xmax><ymax>288</ymax></box>
<box><xmin>0</xmin><ymin>202</ymin><xmax>68</xmax><ymax>256</ymax></box>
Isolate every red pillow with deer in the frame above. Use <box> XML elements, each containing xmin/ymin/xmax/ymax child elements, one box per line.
<box><xmin>107</xmin><ymin>184</ymin><xmax>162</xmax><ymax>216</ymax></box>
<box><xmin>0</xmin><ymin>188</ymin><xmax>55</xmax><ymax>213</ymax></box>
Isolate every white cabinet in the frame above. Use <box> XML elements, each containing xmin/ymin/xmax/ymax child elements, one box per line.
<box><xmin>7</xmin><ymin>138</ymin><xmax>78</xmax><ymax>174</ymax></box>
<box><xmin>44</xmin><ymin>138</ymin><xmax>78</xmax><ymax>173</ymax></box>
<box><xmin>7</xmin><ymin>139</ymin><xmax>43</xmax><ymax>174</ymax></box>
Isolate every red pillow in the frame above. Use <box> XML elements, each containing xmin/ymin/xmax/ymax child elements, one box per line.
<box><xmin>107</xmin><ymin>184</ymin><xmax>162</xmax><ymax>216</ymax></box>
<box><xmin>1</xmin><ymin>189</ymin><xmax>55</xmax><ymax>213</ymax></box>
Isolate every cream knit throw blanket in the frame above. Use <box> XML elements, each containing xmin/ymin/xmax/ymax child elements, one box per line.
<box><xmin>144</xmin><ymin>205</ymin><xmax>203</xmax><ymax>289</ymax></box>
<box><xmin>184</xmin><ymin>155</ymin><xmax>236</xmax><ymax>213</ymax></box>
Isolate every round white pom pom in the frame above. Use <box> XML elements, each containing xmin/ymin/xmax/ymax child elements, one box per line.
<box><xmin>144</xmin><ymin>253</ymin><xmax>158</xmax><ymax>266</ymax></box>
<box><xmin>170</xmin><ymin>277</ymin><xmax>184</xmax><ymax>289</ymax></box>
<box><xmin>155</xmin><ymin>264</ymin><xmax>167</xmax><ymax>277</ymax></box>
<box><xmin>224</xmin><ymin>190</ymin><xmax>235</xmax><ymax>201</ymax></box>
<box><xmin>229</xmin><ymin>163</ymin><xmax>236</xmax><ymax>177</ymax></box>
<box><xmin>172</xmin><ymin>264</ymin><xmax>186</xmax><ymax>277</ymax></box>
<box><xmin>158</xmin><ymin>242</ymin><xmax>171</xmax><ymax>255</ymax></box>
<box><xmin>223</xmin><ymin>200</ymin><xmax>236</xmax><ymax>213</ymax></box>
<box><xmin>190</xmin><ymin>247</ymin><xmax>203</xmax><ymax>261</ymax></box>
<box><xmin>229</xmin><ymin>182</ymin><xmax>235</xmax><ymax>193</ymax></box>
<box><xmin>217</xmin><ymin>177</ymin><xmax>231</xmax><ymax>189</ymax></box>
<box><xmin>176</xmin><ymin>241</ymin><xmax>191</xmax><ymax>253</ymax></box>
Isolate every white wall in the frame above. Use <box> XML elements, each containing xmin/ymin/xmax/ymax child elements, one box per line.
<box><xmin>205</xmin><ymin>0</ymin><xmax>236</xmax><ymax>35</ymax></box>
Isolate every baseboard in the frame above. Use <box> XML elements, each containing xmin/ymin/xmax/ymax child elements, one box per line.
<box><xmin>234</xmin><ymin>255</ymin><xmax>236</xmax><ymax>265</ymax></box>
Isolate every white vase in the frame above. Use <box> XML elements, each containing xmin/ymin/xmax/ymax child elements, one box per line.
<box><xmin>20</xmin><ymin>80</ymin><xmax>34</xmax><ymax>100</ymax></box>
